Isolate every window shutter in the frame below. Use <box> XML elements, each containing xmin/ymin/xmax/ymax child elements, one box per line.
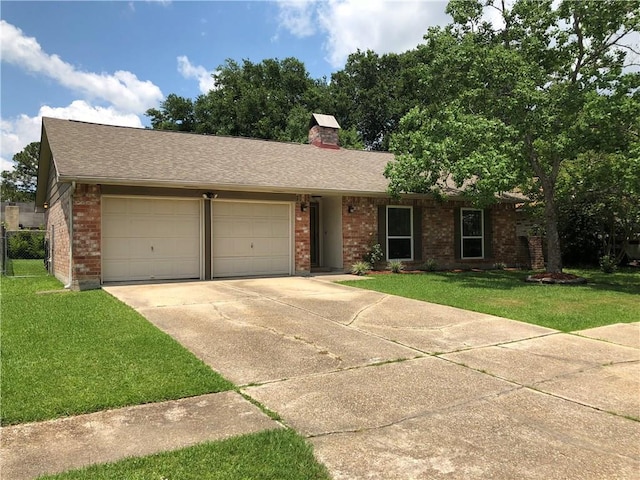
<box><xmin>378</xmin><ymin>205</ymin><xmax>387</xmax><ymax>259</ymax></box>
<box><xmin>413</xmin><ymin>207</ymin><xmax>422</xmax><ymax>261</ymax></box>
<box><xmin>454</xmin><ymin>207</ymin><xmax>461</xmax><ymax>260</ymax></box>
<box><xmin>484</xmin><ymin>208</ymin><xmax>493</xmax><ymax>259</ymax></box>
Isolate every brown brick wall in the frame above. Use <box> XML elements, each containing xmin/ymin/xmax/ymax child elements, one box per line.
<box><xmin>294</xmin><ymin>194</ymin><xmax>311</xmax><ymax>274</ymax></box>
<box><xmin>46</xmin><ymin>188</ymin><xmax>71</xmax><ymax>286</ymax></box>
<box><xmin>342</xmin><ymin>196</ymin><xmax>380</xmax><ymax>268</ymax></box>
<box><xmin>71</xmin><ymin>184</ymin><xmax>101</xmax><ymax>290</ymax></box>
<box><xmin>309</xmin><ymin>125</ymin><xmax>339</xmax><ymax>149</ymax></box>
<box><xmin>490</xmin><ymin>202</ymin><xmax>517</xmax><ymax>265</ymax></box>
<box><xmin>340</xmin><ymin>197</ymin><xmax>519</xmax><ymax>271</ymax></box>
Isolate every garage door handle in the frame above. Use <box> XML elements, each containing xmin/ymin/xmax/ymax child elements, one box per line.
<box><xmin>251</xmin><ymin>242</ymin><xmax>254</xmax><ymax>249</ymax></box>
<box><xmin>151</xmin><ymin>246</ymin><xmax>154</xmax><ymax>252</ymax></box>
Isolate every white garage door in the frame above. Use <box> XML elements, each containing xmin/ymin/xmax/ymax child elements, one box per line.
<box><xmin>212</xmin><ymin>201</ymin><xmax>291</xmax><ymax>277</ymax></box>
<box><xmin>102</xmin><ymin>197</ymin><xmax>201</xmax><ymax>282</ymax></box>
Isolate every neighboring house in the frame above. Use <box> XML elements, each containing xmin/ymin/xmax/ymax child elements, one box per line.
<box><xmin>36</xmin><ymin>115</ymin><xmax>523</xmax><ymax>290</ymax></box>
<box><xmin>1</xmin><ymin>202</ymin><xmax>45</xmax><ymax>230</ymax></box>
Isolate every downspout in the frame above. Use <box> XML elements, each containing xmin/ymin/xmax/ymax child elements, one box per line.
<box><xmin>65</xmin><ymin>181</ymin><xmax>76</xmax><ymax>289</ymax></box>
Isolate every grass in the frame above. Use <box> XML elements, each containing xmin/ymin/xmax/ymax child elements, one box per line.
<box><xmin>1</xmin><ymin>275</ymin><xmax>234</xmax><ymax>426</ymax></box>
<box><xmin>341</xmin><ymin>268</ymin><xmax>639</xmax><ymax>332</ymax></box>
<box><xmin>4</xmin><ymin>258</ymin><xmax>48</xmax><ymax>276</ymax></box>
<box><xmin>40</xmin><ymin>429</ymin><xmax>331</xmax><ymax>480</ymax></box>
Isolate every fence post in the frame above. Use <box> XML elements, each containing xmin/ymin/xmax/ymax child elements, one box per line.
<box><xmin>0</xmin><ymin>224</ymin><xmax>5</xmax><ymax>275</ymax></box>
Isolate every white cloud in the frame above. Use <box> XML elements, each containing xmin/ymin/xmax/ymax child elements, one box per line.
<box><xmin>277</xmin><ymin>0</ymin><xmax>318</xmax><ymax>38</ymax></box>
<box><xmin>276</xmin><ymin>0</ymin><xmax>449</xmax><ymax>68</ymax></box>
<box><xmin>0</xmin><ymin>20</ymin><xmax>163</xmax><ymax>113</ymax></box>
<box><xmin>177</xmin><ymin>56</ymin><xmax>217</xmax><ymax>94</ymax></box>
<box><xmin>1</xmin><ymin>101</ymin><xmax>143</xmax><ymax>173</ymax></box>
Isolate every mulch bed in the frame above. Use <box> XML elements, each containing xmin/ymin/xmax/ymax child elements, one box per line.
<box><xmin>525</xmin><ymin>272</ymin><xmax>587</xmax><ymax>285</ymax></box>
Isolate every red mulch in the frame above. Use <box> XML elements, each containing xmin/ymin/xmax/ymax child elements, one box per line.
<box><xmin>528</xmin><ymin>272</ymin><xmax>581</xmax><ymax>280</ymax></box>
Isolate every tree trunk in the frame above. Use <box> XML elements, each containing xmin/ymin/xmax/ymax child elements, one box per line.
<box><xmin>543</xmin><ymin>189</ymin><xmax>563</xmax><ymax>273</ymax></box>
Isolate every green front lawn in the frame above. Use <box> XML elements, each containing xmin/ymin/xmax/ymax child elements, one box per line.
<box><xmin>41</xmin><ymin>429</ymin><xmax>330</xmax><ymax>480</ymax></box>
<box><xmin>0</xmin><ymin>275</ymin><xmax>233</xmax><ymax>425</ymax></box>
<box><xmin>341</xmin><ymin>268</ymin><xmax>640</xmax><ymax>332</ymax></box>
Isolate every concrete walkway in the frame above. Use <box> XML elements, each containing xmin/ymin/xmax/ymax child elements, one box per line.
<box><xmin>3</xmin><ymin>276</ymin><xmax>639</xmax><ymax>479</ymax></box>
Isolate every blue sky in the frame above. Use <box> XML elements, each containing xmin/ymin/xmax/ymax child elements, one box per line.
<box><xmin>0</xmin><ymin>0</ymin><xmax>450</xmax><ymax>171</ymax></box>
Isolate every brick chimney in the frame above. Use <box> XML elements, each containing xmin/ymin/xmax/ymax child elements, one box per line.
<box><xmin>309</xmin><ymin>113</ymin><xmax>341</xmax><ymax>149</ymax></box>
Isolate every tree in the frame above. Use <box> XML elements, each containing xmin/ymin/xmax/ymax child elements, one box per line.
<box><xmin>192</xmin><ymin>57</ymin><xmax>330</xmax><ymax>140</ymax></box>
<box><xmin>556</xmin><ymin>152</ymin><xmax>640</xmax><ymax>266</ymax></box>
<box><xmin>1</xmin><ymin>142</ymin><xmax>40</xmax><ymax>202</ymax></box>
<box><xmin>386</xmin><ymin>0</ymin><xmax>639</xmax><ymax>273</ymax></box>
<box><xmin>145</xmin><ymin>94</ymin><xmax>195</xmax><ymax>132</ymax></box>
<box><xmin>329</xmin><ymin>49</ymin><xmax>427</xmax><ymax>150</ymax></box>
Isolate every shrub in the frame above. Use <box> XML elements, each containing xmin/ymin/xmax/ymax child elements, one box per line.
<box><xmin>422</xmin><ymin>258</ymin><xmax>438</xmax><ymax>271</ymax></box>
<box><xmin>387</xmin><ymin>260</ymin><xmax>405</xmax><ymax>273</ymax></box>
<box><xmin>351</xmin><ymin>261</ymin><xmax>372</xmax><ymax>276</ymax></box>
<box><xmin>7</xmin><ymin>231</ymin><xmax>45</xmax><ymax>259</ymax></box>
<box><xmin>363</xmin><ymin>242</ymin><xmax>383</xmax><ymax>265</ymax></box>
<box><xmin>493</xmin><ymin>262</ymin><xmax>507</xmax><ymax>270</ymax></box>
<box><xmin>599</xmin><ymin>255</ymin><xmax>617</xmax><ymax>274</ymax></box>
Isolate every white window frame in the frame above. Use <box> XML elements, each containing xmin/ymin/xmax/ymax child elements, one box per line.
<box><xmin>386</xmin><ymin>205</ymin><xmax>413</xmax><ymax>261</ymax></box>
<box><xmin>461</xmin><ymin>208</ymin><xmax>484</xmax><ymax>259</ymax></box>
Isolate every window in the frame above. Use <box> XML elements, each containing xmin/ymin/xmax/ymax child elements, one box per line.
<box><xmin>387</xmin><ymin>206</ymin><xmax>413</xmax><ymax>260</ymax></box>
<box><xmin>461</xmin><ymin>208</ymin><xmax>484</xmax><ymax>259</ymax></box>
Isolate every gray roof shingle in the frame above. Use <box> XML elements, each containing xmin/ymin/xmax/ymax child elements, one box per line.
<box><xmin>42</xmin><ymin>117</ymin><xmax>393</xmax><ymax>195</ymax></box>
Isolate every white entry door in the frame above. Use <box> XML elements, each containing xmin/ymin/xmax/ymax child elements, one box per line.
<box><xmin>212</xmin><ymin>201</ymin><xmax>291</xmax><ymax>277</ymax></box>
<box><xmin>102</xmin><ymin>197</ymin><xmax>201</xmax><ymax>282</ymax></box>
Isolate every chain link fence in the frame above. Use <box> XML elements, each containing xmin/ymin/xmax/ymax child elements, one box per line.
<box><xmin>1</xmin><ymin>227</ymin><xmax>48</xmax><ymax>277</ymax></box>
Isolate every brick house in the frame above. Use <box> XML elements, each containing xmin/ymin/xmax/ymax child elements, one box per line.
<box><xmin>35</xmin><ymin>114</ymin><xmax>523</xmax><ymax>290</ymax></box>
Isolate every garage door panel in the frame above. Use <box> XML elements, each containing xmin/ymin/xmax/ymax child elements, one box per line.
<box><xmin>102</xmin><ymin>198</ymin><xmax>201</xmax><ymax>282</ymax></box>
<box><xmin>212</xmin><ymin>201</ymin><xmax>291</xmax><ymax>278</ymax></box>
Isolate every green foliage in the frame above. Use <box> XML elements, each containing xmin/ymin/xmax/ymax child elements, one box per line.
<box><xmin>341</xmin><ymin>268</ymin><xmax>640</xmax><ymax>332</ymax></box>
<box><xmin>556</xmin><ymin>152</ymin><xmax>640</xmax><ymax>266</ymax></box>
<box><xmin>350</xmin><ymin>261</ymin><xmax>372</xmax><ymax>276</ymax></box>
<box><xmin>145</xmin><ymin>93</ymin><xmax>195</xmax><ymax>131</ymax></box>
<box><xmin>386</xmin><ymin>0</ymin><xmax>640</xmax><ymax>273</ymax></box>
<box><xmin>387</xmin><ymin>260</ymin><xmax>405</xmax><ymax>273</ymax></box>
<box><xmin>1</xmin><ymin>276</ymin><xmax>233</xmax><ymax>425</ymax></box>
<box><xmin>1</xmin><ymin>141</ymin><xmax>39</xmax><ymax>202</ymax></box>
<box><xmin>329</xmin><ymin>49</ymin><xmax>425</xmax><ymax>150</ymax></box>
<box><xmin>7</xmin><ymin>231</ymin><xmax>45</xmax><ymax>259</ymax></box>
<box><xmin>42</xmin><ymin>429</ymin><xmax>331</xmax><ymax>480</ymax></box>
<box><xmin>422</xmin><ymin>258</ymin><xmax>439</xmax><ymax>271</ymax></box>
<box><xmin>599</xmin><ymin>255</ymin><xmax>618</xmax><ymax>274</ymax></box>
<box><xmin>363</xmin><ymin>242</ymin><xmax>383</xmax><ymax>265</ymax></box>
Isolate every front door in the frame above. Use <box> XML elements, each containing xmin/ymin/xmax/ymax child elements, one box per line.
<box><xmin>310</xmin><ymin>202</ymin><xmax>320</xmax><ymax>267</ymax></box>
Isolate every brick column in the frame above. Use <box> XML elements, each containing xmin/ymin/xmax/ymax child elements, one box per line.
<box><xmin>295</xmin><ymin>195</ymin><xmax>311</xmax><ymax>274</ymax></box>
<box><xmin>71</xmin><ymin>184</ymin><xmax>101</xmax><ymax>290</ymax></box>
<box><xmin>528</xmin><ymin>236</ymin><xmax>545</xmax><ymax>270</ymax></box>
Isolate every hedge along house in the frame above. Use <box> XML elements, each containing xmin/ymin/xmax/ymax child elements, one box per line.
<box><xmin>35</xmin><ymin>115</ymin><xmax>523</xmax><ymax>290</ymax></box>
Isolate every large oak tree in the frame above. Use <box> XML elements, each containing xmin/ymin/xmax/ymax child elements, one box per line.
<box><xmin>386</xmin><ymin>0</ymin><xmax>639</xmax><ymax>273</ymax></box>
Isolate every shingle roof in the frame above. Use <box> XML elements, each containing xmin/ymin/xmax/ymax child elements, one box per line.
<box><xmin>38</xmin><ymin>117</ymin><xmax>526</xmax><ymax>203</ymax></box>
<box><xmin>41</xmin><ymin>117</ymin><xmax>392</xmax><ymax>195</ymax></box>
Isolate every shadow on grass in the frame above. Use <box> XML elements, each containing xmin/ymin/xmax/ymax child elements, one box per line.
<box><xmin>427</xmin><ymin>269</ymin><xmax>640</xmax><ymax>296</ymax></box>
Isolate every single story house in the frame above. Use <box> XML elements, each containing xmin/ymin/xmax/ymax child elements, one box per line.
<box><xmin>35</xmin><ymin>114</ymin><xmax>524</xmax><ymax>290</ymax></box>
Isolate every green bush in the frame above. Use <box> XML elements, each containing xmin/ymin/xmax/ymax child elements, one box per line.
<box><xmin>363</xmin><ymin>242</ymin><xmax>383</xmax><ymax>265</ymax></box>
<box><xmin>387</xmin><ymin>260</ymin><xmax>405</xmax><ymax>273</ymax></box>
<box><xmin>7</xmin><ymin>231</ymin><xmax>45</xmax><ymax>259</ymax></box>
<box><xmin>599</xmin><ymin>255</ymin><xmax>618</xmax><ymax>274</ymax></box>
<box><xmin>351</xmin><ymin>261</ymin><xmax>372</xmax><ymax>276</ymax></box>
<box><xmin>422</xmin><ymin>258</ymin><xmax>438</xmax><ymax>271</ymax></box>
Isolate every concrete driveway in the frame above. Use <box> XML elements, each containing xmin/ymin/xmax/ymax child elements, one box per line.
<box><xmin>106</xmin><ymin>276</ymin><xmax>640</xmax><ymax>479</ymax></box>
